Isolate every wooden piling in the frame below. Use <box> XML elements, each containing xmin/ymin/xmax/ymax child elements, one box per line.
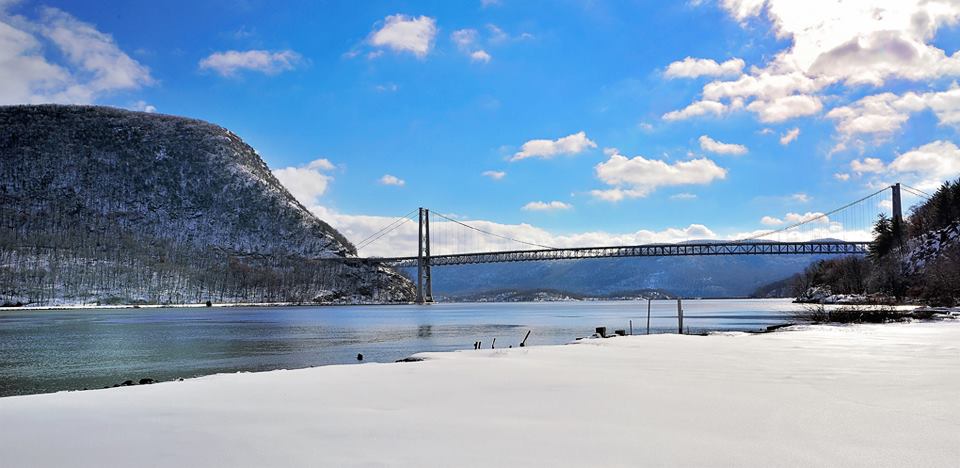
<box><xmin>677</xmin><ymin>298</ymin><xmax>684</xmax><ymax>334</ymax></box>
<box><xmin>646</xmin><ymin>299</ymin><xmax>651</xmax><ymax>335</ymax></box>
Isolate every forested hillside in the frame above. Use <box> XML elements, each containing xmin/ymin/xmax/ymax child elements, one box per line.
<box><xmin>0</xmin><ymin>105</ymin><xmax>414</xmax><ymax>306</ymax></box>
<box><xmin>785</xmin><ymin>180</ymin><xmax>960</xmax><ymax>306</ymax></box>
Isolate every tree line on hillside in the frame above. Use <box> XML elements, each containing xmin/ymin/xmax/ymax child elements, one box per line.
<box><xmin>781</xmin><ymin>180</ymin><xmax>960</xmax><ymax>306</ymax></box>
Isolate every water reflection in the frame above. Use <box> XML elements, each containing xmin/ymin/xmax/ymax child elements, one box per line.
<box><xmin>0</xmin><ymin>299</ymin><xmax>800</xmax><ymax>397</ymax></box>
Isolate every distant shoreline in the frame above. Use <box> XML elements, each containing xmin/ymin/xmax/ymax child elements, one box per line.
<box><xmin>0</xmin><ymin>296</ymin><xmax>798</xmax><ymax>312</ymax></box>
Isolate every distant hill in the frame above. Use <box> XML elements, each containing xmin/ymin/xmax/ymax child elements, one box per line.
<box><xmin>423</xmin><ymin>253</ymin><xmax>833</xmax><ymax>299</ymax></box>
<box><xmin>0</xmin><ymin>105</ymin><xmax>413</xmax><ymax>306</ymax></box>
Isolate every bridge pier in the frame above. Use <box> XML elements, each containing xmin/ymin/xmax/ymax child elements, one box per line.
<box><xmin>415</xmin><ymin>207</ymin><xmax>433</xmax><ymax>304</ymax></box>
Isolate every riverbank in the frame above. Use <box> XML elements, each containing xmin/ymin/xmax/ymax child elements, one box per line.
<box><xmin>1</xmin><ymin>321</ymin><xmax>957</xmax><ymax>467</ymax></box>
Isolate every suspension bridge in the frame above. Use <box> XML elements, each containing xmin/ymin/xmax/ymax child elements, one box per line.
<box><xmin>345</xmin><ymin>183</ymin><xmax>927</xmax><ymax>303</ymax></box>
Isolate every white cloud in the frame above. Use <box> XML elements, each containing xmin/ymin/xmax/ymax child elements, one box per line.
<box><xmin>470</xmin><ymin>50</ymin><xmax>491</xmax><ymax>63</ymax></box>
<box><xmin>452</xmin><ymin>28</ymin><xmax>495</xmax><ymax>63</ymax></box>
<box><xmin>369</xmin><ymin>14</ymin><xmax>436</xmax><ymax>58</ymax></box>
<box><xmin>850</xmin><ymin>157</ymin><xmax>886</xmax><ymax>174</ymax></box>
<box><xmin>745</xmin><ymin>94</ymin><xmax>822</xmax><ymax>123</ymax></box>
<box><xmin>887</xmin><ymin>140</ymin><xmax>960</xmax><ymax>191</ymax></box>
<box><xmin>522</xmin><ymin>201</ymin><xmax>572</xmax><ymax>212</ymax></box>
<box><xmin>511</xmin><ymin>131</ymin><xmax>597</xmax><ymax>161</ymax></box>
<box><xmin>843</xmin><ymin>142</ymin><xmax>960</xmax><ymax>192</ymax></box>
<box><xmin>662</xmin><ymin>99</ymin><xmax>727</xmax><ymax>121</ymax></box>
<box><xmin>784</xmin><ymin>212</ymin><xmax>829</xmax><ymax>224</ymax></box>
<box><xmin>0</xmin><ymin>6</ymin><xmax>153</xmax><ymax>105</ymax></box>
<box><xmin>779</xmin><ymin>127</ymin><xmax>800</xmax><ymax>145</ymax></box>
<box><xmin>482</xmin><ymin>170</ymin><xmax>506</xmax><ymax>180</ymax></box>
<box><xmin>131</xmin><ymin>100</ymin><xmax>156</xmax><ymax>113</ymax></box>
<box><xmin>834</xmin><ymin>172</ymin><xmax>850</xmax><ymax>181</ymax></box>
<box><xmin>698</xmin><ymin>135</ymin><xmax>748</xmax><ymax>155</ymax></box>
<box><xmin>760</xmin><ymin>216</ymin><xmax>783</xmax><ymax>226</ymax></box>
<box><xmin>379</xmin><ymin>174</ymin><xmax>406</xmax><ymax>186</ymax></box>
<box><xmin>199</xmin><ymin>50</ymin><xmax>302</xmax><ymax>77</ymax></box>
<box><xmin>664</xmin><ymin>57</ymin><xmax>744</xmax><ymax>78</ymax></box>
<box><xmin>826</xmin><ymin>85</ymin><xmax>960</xmax><ymax>149</ymax></box>
<box><xmin>451</xmin><ymin>29</ymin><xmax>477</xmax><ymax>50</ymax></box>
<box><xmin>592</xmin><ymin>149</ymin><xmax>727</xmax><ymax>200</ymax></box>
<box><xmin>790</xmin><ymin>192</ymin><xmax>811</xmax><ymax>203</ymax></box>
<box><xmin>673</xmin><ymin>1</ymin><xmax>960</xmax><ymax>125</ymax></box>
<box><xmin>670</xmin><ymin>192</ymin><xmax>697</xmax><ymax>200</ymax></box>
<box><xmin>272</xmin><ymin>158</ymin><xmax>336</xmax><ymax>206</ymax></box>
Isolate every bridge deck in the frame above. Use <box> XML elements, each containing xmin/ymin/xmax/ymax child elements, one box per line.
<box><xmin>362</xmin><ymin>240</ymin><xmax>870</xmax><ymax>267</ymax></box>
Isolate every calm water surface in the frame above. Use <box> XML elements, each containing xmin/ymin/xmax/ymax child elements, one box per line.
<box><xmin>0</xmin><ymin>299</ymin><xmax>801</xmax><ymax>397</ymax></box>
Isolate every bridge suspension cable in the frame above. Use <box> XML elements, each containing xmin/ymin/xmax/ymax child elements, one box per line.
<box><xmin>901</xmin><ymin>184</ymin><xmax>932</xmax><ymax>200</ymax></box>
<box><xmin>430</xmin><ymin>211</ymin><xmax>558</xmax><ymax>251</ymax></box>
<box><xmin>735</xmin><ymin>186</ymin><xmax>890</xmax><ymax>242</ymax></box>
<box><xmin>354</xmin><ymin>208</ymin><xmax>418</xmax><ymax>252</ymax></box>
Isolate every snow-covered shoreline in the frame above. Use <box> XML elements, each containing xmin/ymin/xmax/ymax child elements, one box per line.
<box><xmin>1</xmin><ymin>322</ymin><xmax>958</xmax><ymax>467</ymax></box>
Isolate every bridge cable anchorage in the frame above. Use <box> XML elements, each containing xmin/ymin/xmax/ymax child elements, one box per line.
<box><xmin>430</xmin><ymin>210</ymin><xmax>559</xmax><ymax>251</ymax></box>
<box><xmin>901</xmin><ymin>184</ymin><xmax>933</xmax><ymax>200</ymax></box>
<box><xmin>355</xmin><ymin>208</ymin><xmax>419</xmax><ymax>252</ymax></box>
<box><xmin>735</xmin><ymin>186</ymin><xmax>890</xmax><ymax>243</ymax></box>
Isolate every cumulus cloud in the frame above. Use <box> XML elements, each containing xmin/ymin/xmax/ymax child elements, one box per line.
<box><xmin>131</xmin><ymin>100</ymin><xmax>156</xmax><ymax>113</ymax></box>
<box><xmin>670</xmin><ymin>192</ymin><xmax>697</xmax><ymax>200</ymax></box>
<box><xmin>846</xmin><ymin>141</ymin><xmax>960</xmax><ymax>192</ymax></box>
<box><xmin>452</xmin><ymin>28</ymin><xmax>496</xmax><ymax>63</ymax></box>
<box><xmin>670</xmin><ymin>1</ymin><xmax>960</xmax><ymax>126</ymax></box>
<box><xmin>834</xmin><ymin>172</ymin><xmax>851</xmax><ymax>181</ymax></box>
<box><xmin>850</xmin><ymin>157</ymin><xmax>886</xmax><ymax>174</ymax></box>
<box><xmin>665</xmin><ymin>57</ymin><xmax>744</xmax><ymax>78</ymax></box>
<box><xmin>482</xmin><ymin>170</ymin><xmax>506</xmax><ymax>180</ymax></box>
<box><xmin>379</xmin><ymin>174</ymin><xmax>406</xmax><ymax>186</ymax></box>
<box><xmin>699</xmin><ymin>135</ymin><xmax>748</xmax><ymax>155</ymax></box>
<box><xmin>779</xmin><ymin>127</ymin><xmax>800</xmax><ymax>145</ymax></box>
<box><xmin>511</xmin><ymin>131</ymin><xmax>597</xmax><ymax>161</ymax></box>
<box><xmin>761</xmin><ymin>216</ymin><xmax>783</xmax><ymax>226</ymax></box>
<box><xmin>744</xmin><ymin>94</ymin><xmax>822</xmax><ymax>123</ymax></box>
<box><xmin>199</xmin><ymin>49</ymin><xmax>302</xmax><ymax>77</ymax></box>
<box><xmin>272</xmin><ymin>158</ymin><xmax>336</xmax><ymax>206</ymax></box>
<box><xmin>591</xmin><ymin>149</ymin><xmax>727</xmax><ymax>200</ymax></box>
<box><xmin>470</xmin><ymin>50</ymin><xmax>491</xmax><ymax>63</ymax></box>
<box><xmin>826</xmin><ymin>85</ymin><xmax>960</xmax><ymax>149</ymax></box>
<box><xmin>662</xmin><ymin>99</ymin><xmax>728</xmax><ymax>121</ymax></box>
<box><xmin>369</xmin><ymin>14</ymin><xmax>437</xmax><ymax>58</ymax></box>
<box><xmin>0</xmin><ymin>6</ymin><xmax>153</xmax><ymax>105</ymax></box>
<box><xmin>522</xmin><ymin>201</ymin><xmax>572</xmax><ymax>211</ymax></box>
<box><xmin>791</xmin><ymin>192</ymin><xmax>811</xmax><ymax>203</ymax></box>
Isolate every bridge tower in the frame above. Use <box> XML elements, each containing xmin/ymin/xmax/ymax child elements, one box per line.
<box><xmin>892</xmin><ymin>182</ymin><xmax>904</xmax><ymax>249</ymax></box>
<box><xmin>415</xmin><ymin>207</ymin><xmax>433</xmax><ymax>304</ymax></box>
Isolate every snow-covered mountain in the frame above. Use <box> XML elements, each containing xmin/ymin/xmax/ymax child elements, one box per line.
<box><xmin>0</xmin><ymin>105</ymin><xmax>414</xmax><ymax>306</ymax></box>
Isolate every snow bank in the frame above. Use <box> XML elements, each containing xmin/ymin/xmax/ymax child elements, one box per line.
<box><xmin>1</xmin><ymin>322</ymin><xmax>958</xmax><ymax>467</ymax></box>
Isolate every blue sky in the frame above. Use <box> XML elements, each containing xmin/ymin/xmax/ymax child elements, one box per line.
<box><xmin>3</xmin><ymin>0</ymin><xmax>960</xmax><ymax>255</ymax></box>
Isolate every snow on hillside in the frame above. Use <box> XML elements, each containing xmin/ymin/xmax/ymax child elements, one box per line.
<box><xmin>0</xmin><ymin>105</ymin><xmax>414</xmax><ymax>306</ymax></box>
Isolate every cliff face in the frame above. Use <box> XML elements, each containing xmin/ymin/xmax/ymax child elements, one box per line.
<box><xmin>0</xmin><ymin>105</ymin><xmax>414</xmax><ymax>306</ymax></box>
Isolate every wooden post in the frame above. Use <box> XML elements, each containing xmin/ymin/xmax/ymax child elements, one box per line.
<box><xmin>491</xmin><ymin>338</ymin><xmax>496</xmax><ymax>349</ymax></box>
<box><xmin>677</xmin><ymin>298</ymin><xmax>683</xmax><ymax>334</ymax></box>
<box><xmin>629</xmin><ymin>320</ymin><xmax>633</xmax><ymax>336</ymax></box>
<box><xmin>646</xmin><ymin>299</ymin><xmax>651</xmax><ymax>335</ymax></box>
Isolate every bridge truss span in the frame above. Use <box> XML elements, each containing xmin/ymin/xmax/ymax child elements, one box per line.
<box><xmin>375</xmin><ymin>240</ymin><xmax>872</xmax><ymax>268</ymax></box>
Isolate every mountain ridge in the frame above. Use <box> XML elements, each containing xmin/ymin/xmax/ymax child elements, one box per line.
<box><xmin>0</xmin><ymin>104</ymin><xmax>413</xmax><ymax>306</ymax></box>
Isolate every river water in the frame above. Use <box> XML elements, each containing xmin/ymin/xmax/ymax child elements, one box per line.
<box><xmin>0</xmin><ymin>298</ymin><xmax>802</xmax><ymax>397</ymax></box>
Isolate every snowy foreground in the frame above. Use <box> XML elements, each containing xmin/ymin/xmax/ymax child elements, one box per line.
<box><xmin>2</xmin><ymin>323</ymin><xmax>958</xmax><ymax>467</ymax></box>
